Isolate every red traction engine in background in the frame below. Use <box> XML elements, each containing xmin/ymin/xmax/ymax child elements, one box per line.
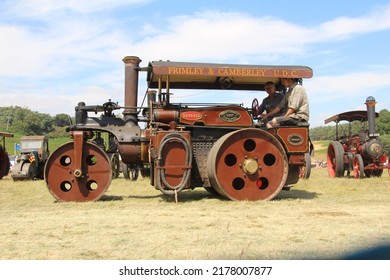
<box><xmin>44</xmin><ymin>56</ymin><xmax>313</xmax><ymax>202</ymax></box>
<box><xmin>325</xmin><ymin>96</ymin><xmax>389</xmax><ymax>178</ymax></box>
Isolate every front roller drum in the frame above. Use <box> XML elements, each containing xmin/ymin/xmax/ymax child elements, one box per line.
<box><xmin>44</xmin><ymin>142</ymin><xmax>112</xmax><ymax>202</ymax></box>
<box><xmin>207</xmin><ymin>128</ymin><xmax>288</xmax><ymax>201</ymax></box>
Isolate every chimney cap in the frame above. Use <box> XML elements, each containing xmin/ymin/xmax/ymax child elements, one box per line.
<box><xmin>366</xmin><ymin>96</ymin><xmax>376</xmax><ymax>103</ymax></box>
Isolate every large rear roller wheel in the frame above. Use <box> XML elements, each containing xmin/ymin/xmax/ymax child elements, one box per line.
<box><xmin>44</xmin><ymin>142</ymin><xmax>112</xmax><ymax>202</ymax></box>
<box><xmin>327</xmin><ymin>141</ymin><xmax>345</xmax><ymax>177</ymax></box>
<box><xmin>207</xmin><ymin>129</ymin><xmax>288</xmax><ymax>201</ymax></box>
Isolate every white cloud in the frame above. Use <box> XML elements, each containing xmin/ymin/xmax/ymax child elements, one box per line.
<box><xmin>124</xmin><ymin>12</ymin><xmax>309</xmax><ymax>62</ymax></box>
<box><xmin>1</xmin><ymin>1</ymin><xmax>390</xmax><ymax>126</ymax></box>
<box><xmin>307</xmin><ymin>71</ymin><xmax>390</xmax><ymax>102</ymax></box>
<box><xmin>2</xmin><ymin>3</ymin><xmax>390</xmax><ymax>78</ymax></box>
<box><xmin>315</xmin><ymin>4</ymin><xmax>390</xmax><ymax>40</ymax></box>
<box><xmin>2</xmin><ymin>0</ymin><xmax>153</xmax><ymax>17</ymax></box>
<box><xmin>305</xmin><ymin>71</ymin><xmax>390</xmax><ymax>127</ymax></box>
<box><xmin>126</xmin><ymin>4</ymin><xmax>390</xmax><ymax>62</ymax></box>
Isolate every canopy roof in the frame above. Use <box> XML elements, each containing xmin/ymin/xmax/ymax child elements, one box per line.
<box><xmin>0</xmin><ymin>132</ymin><xmax>14</xmax><ymax>138</ymax></box>
<box><xmin>324</xmin><ymin>110</ymin><xmax>379</xmax><ymax>124</ymax></box>
<box><xmin>146</xmin><ymin>60</ymin><xmax>313</xmax><ymax>90</ymax></box>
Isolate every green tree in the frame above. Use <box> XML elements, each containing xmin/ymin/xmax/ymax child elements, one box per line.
<box><xmin>377</xmin><ymin>109</ymin><xmax>390</xmax><ymax>135</ymax></box>
<box><xmin>53</xmin><ymin>113</ymin><xmax>71</xmax><ymax>127</ymax></box>
<box><xmin>2</xmin><ymin>106</ymin><xmax>54</xmax><ymax>135</ymax></box>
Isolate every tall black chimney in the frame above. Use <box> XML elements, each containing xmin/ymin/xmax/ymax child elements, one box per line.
<box><xmin>365</xmin><ymin>96</ymin><xmax>377</xmax><ymax>138</ymax></box>
<box><xmin>122</xmin><ymin>56</ymin><xmax>142</xmax><ymax>126</ymax></box>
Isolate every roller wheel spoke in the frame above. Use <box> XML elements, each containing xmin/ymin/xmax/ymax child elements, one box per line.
<box><xmin>44</xmin><ymin>142</ymin><xmax>112</xmax><ymax>202</ymax></box>
<box><xmin>207</xmin><ymin>129</ymin><xmax>288</xmax><ymax>201</ymax></box>
<box><xmin>109</xmin><ymin>153</ymin><xmax>120</xmax><ymax>179</ymax></box>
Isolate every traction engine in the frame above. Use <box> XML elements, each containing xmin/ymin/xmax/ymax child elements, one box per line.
<box><xmin>325</xmin><ymin>96</ymin><xmax>390</xmax><ymax>178</ymax></box>
<box><xmin>44</xmin><ymin>56</ymin><xmax>313</xmax><ymax>202</ymax></box>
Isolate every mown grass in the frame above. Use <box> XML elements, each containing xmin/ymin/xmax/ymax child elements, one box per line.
<box><xmin>1</xmin><ymin>168</ymin><xmax>389</xmax><ymax>260</ymax></box>
<box><xmin>312</xmin><ymin>140</ymin><xmax>330</xmax><ymax>161</ymax></box>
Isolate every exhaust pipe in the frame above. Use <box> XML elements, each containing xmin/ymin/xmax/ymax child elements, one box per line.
<box><xmin>365</xmin><ymin>96</ymin><xmax>377</xmax><ymax>138</ymax></box>
<box><xmin>122</xmin><ymin>56</ymin><xmax>142</xmax><ymax>125</ymax></box>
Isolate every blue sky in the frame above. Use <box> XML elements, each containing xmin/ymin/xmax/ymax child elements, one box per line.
<box><xmin>1</xmin><ymin>0</ymin><xmax>390</xmax><ymax>128</ymax></box>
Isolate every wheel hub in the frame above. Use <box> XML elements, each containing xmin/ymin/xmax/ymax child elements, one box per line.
<box><xmin>242</xmin><ymin>158</ymin><xmax>259</xmax><ymax>175</ymax></box>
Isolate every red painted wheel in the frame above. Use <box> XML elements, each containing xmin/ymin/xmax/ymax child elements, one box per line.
<box><xmin>327</xmin><ymin>141</ymin><xmax>344</xmax><ymax>177</ymax></box>
<box><xmin>44</xmin><ymin>142</ymin><xmax>112</xmax><ymax>202</ymax></box>
<box><xmin>207</xmin><ymin>128</ymin><xmax>288</xmax><ymax>201</ymax></box>
<box><xmin>353</xmin><ymin>154</ymin><xmax>365</xmax><ymax>179</ymax></box>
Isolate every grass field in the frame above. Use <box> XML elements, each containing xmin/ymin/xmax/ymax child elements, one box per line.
<box><xmin>1</xmin><ymin>168</ymin><xmax>389</xmax><ymax>260</ymax></box>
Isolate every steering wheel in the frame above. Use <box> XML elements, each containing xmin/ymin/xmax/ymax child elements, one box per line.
<box><xmin>251</xmin><ymin>98</ymin><xmax>259</xmax><ymax>118</ymax></box>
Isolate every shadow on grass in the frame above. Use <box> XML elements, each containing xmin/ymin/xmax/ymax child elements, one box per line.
<box><xmin>100</xmin><ymin>193</ymin><xmax>163</xmax><ymax>201</ymax></box>
<box><xmin>100</xmin><ymin>193</ymin><xmax>213</xmax><ymax>202</ymax></box>
<box><xmin>99</xmin><ymin>187</ymin><xmax>318</xmax><ymax>203</ymax></box>
<box><xmin>274</xmin><ymin>189</ymin><xmax>318</xmax><ymax>200</ymax></box>
<box><xmin>99</xmin><ymin>195</ymin><xmax>124</xmax><ymax>201</ymax></box>
<box><xmin>161</xmin><ymin>190</ymin><xmax>226</xmax><ymax>203</ymax></box>
<box><xmin>170</xmin><ymin>187</ymin><xmax>319</xmax><ymax>202</ymax></box>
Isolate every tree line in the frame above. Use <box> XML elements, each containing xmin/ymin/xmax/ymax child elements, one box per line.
<box><xmin>0</xmin><ymin>106</ymin><xmax>71</xmax><ymax>137</ymax></box>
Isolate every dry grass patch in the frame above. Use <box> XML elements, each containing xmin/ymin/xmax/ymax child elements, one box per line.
<box><xmin>1</xmin><ymin>169</ymin><xmax>390</xmax><ymax>260</ymax></box>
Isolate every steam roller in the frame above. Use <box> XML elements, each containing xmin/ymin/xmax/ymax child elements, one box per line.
<box><xmin>44</xmin><ymin>55</ymin><xmax>313</xmax><ymax>202</ymax></box>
